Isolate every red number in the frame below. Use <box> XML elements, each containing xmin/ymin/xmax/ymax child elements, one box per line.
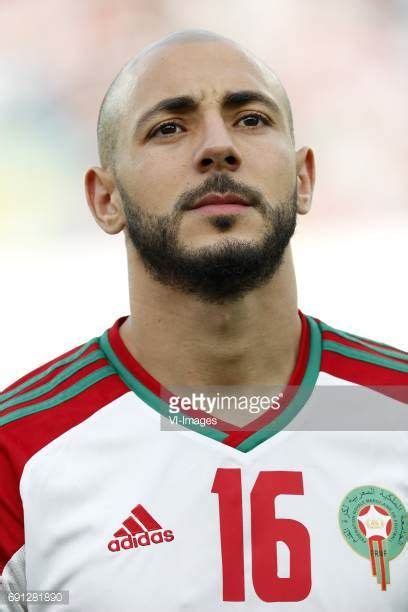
<box><xmin>211</xmin><ymin>468</ymin><xmax>245</xmax><ymax>601</ymax></box>
<box><xmin>251</xmin><ymin>471</ymin><xmax>311</xmax><ymax>601</ymax></box>
<box><xmin>212</xmin><ymin>469</ymin><xmax>311</xmax><ymax>602</ymax></box>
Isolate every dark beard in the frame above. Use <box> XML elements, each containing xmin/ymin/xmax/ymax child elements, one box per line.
<box><xmin>118</xmin><ymin>173</ymin><xmax>297</xmax><ymax>305</ymax></box>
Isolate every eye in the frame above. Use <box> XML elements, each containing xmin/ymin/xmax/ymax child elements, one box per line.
<box><xmin>237</xmin><ymin>113</ymin><xmax>270</xmax><ymax>128</ymax></box>
<box><xmin>150</xmin><ymin>121</ymin><xmax>184</xmax><ymax>138</ymax></box>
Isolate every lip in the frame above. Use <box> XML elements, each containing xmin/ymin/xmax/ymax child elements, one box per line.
<box><xmin>191</xmin><ymin>193</ymin><xmax>250</xmax><ymax>210</ymax></box>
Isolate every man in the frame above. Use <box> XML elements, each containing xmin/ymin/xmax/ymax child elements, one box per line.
<box><xmin>1</xmin><ymin>30</ymin><xmax>407</xmax><ymax>611</ymax></box>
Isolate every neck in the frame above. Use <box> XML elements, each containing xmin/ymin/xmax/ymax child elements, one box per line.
<box><xmin>120</xmin><ymin>244</ymin><xmax>302</xmax><ymax>392</ymax></box>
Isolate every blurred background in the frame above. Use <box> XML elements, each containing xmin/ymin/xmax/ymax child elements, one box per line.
<box><xmin>1</xmin><ymin>0</ymin><xmax>407</xmax><ymax>386</ymax></box>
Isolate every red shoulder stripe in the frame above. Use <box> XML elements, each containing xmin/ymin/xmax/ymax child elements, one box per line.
<box><xmin>321</xmin><ymin>350</ymin><xmax>408</xmax><ymax>403</ymax></box>
<box><xmin>346</xmin><ymin>333</ymin><xmax>408</xmax><ymax>356</ymax></box>
<box><xmin>322</xmin><ymin>331</ymin><xmax>408</xmax><ymax>367</ymax></box>
<box><xmin>1</xmin><ymin>342</ymin><xmax>101</xmax><ymax>403</ymax></box>
<box><xmin>0</xmin><ymin>358</ymin><xmax>108</xmax><ymax>419</ymax></box>
<box><xmin>1</xmin><ymin>342</ymin><xmax>88</xmax><ymax>394</ymax></box>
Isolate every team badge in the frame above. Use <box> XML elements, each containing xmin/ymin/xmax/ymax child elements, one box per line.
<box><xmin>339</xmin><ymin>485</ymin><xmax>407</xmax><ymax>591</ymax></box>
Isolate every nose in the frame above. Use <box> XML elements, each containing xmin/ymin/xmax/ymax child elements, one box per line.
<box><xmin>194</xmin><ymin>116</ymin><xmax>241</xmax><ymax>173</ymax></box>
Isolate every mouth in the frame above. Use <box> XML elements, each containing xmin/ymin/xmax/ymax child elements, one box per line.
<box><xmin>190</xmin><ymin>193</ymin><xmax>251</xmax><ymax>215</ymax></box>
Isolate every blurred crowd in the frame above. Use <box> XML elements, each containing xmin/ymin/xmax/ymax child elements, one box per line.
<box><xmin>1</xmin><ymin>0</ymin><xmax>407</xmax><ymax>243</ymax></box>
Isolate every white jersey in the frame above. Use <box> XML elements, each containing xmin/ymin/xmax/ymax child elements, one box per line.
<box><xmin>1</xmin><ymin>311</ymin><xmax>407</xmax><ymax>611</ymax></box>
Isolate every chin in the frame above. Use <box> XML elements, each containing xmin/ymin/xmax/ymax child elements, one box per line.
<box><xmin>183</xmin><ymin>233</ymin><xmax>259</xmax><ymax>251</ymax></box>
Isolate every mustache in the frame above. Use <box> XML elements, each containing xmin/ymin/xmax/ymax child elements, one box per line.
<box><xmin>176</xmin><ymin>173</ymin><xmax>266</xmax><ymax>213</ymax></box>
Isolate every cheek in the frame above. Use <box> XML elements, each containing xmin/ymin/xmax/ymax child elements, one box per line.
<box><xmin>122</xmin><ymin>151</ymin><xmax>183</xmax><ymax>215</ymax></box>
<box><xmin>252</xmin><ymin>142</ymin><xmax>296</xmax><ymax>197</ymax></box>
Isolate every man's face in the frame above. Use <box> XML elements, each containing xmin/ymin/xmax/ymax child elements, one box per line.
<box><xmin>113</xmin><ymin>40</ymin><xmax>299</xmax><ymax>303</ymax></box>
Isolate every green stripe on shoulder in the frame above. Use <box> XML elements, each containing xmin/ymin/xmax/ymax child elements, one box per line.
<box><xmin>0</xmin><ymin>349</ymin><xmax>105</xmax><ymax>412</ymax></box>
<box><xmin>0</xmin><ymin>338</ymin><xmax>99</xmax><ymax>403</ymax></box>
<box><xmin>0</xmin><ymin>365</ymin><xmax>115</xmax><ymax>427</ymax></box>
<box><xmin>320</xmin><ymin>322</ymin><xmax>408</xmax><ymax>363</ymax></box>
<box><xmin>323</xmin><ymin>340</ymin><xmax>408</xmax><ymax>373</ymax></box>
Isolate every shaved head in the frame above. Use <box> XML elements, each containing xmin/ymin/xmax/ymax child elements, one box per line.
<box><xmin>97</xmin><ymin>29</ymin><xmax>294</xmax><ymax>169</ymax></box>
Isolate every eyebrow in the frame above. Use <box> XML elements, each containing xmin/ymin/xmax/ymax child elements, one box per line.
<box><xmin>135</xmin><ymin>96</ymin><xmax>198</xmax><ymax>134</ymax></box>
<box><xmin>222</xmin><ymin>90</ymin><xmax>281</xmax><ymax>116</ymax></box>
<box><xmin>134</xmin><ymin>89</ymin><xmax>282</xmax><ymax>134</ymax></box>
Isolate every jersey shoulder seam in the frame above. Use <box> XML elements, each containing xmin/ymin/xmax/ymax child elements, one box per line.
<box><xmin>0</xmin><ymin>336</ymin><xmax>124</xmax><ymax>428</ymax></box>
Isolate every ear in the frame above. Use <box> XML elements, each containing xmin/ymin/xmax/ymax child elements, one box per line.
<box><xmin>84</xmin><ymin>167</ymin><xmax>126</xmax><ymax>234</ymax></box>
<box><xmin>295</xmin><ymin>147</ymin><xmax>315</xmax><ymax>215</ymax></box>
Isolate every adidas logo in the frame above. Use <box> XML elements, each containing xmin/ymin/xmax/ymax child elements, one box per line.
<box><xmin>108</xmin><ymin>504</ymin><xmax>174</xmax><ymax>552</ymax></box>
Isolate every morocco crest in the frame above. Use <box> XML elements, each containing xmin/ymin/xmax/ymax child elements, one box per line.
<box><xmin>339</xmin><ymin>486</ymin><xmax>407</xmax><ymax>591</ymax></box>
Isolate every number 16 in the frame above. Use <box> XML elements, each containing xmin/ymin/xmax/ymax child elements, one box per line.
<box><xmin>212</xmin><ymin>469</ymin><xmax>312</xmax><ymax>602</ymax></box>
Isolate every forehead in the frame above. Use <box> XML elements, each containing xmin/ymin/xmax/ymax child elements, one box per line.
<box><xmin>126</xmin><ymin>40</ymin><xmax>286</xmax><ymax>115</ymax></box>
